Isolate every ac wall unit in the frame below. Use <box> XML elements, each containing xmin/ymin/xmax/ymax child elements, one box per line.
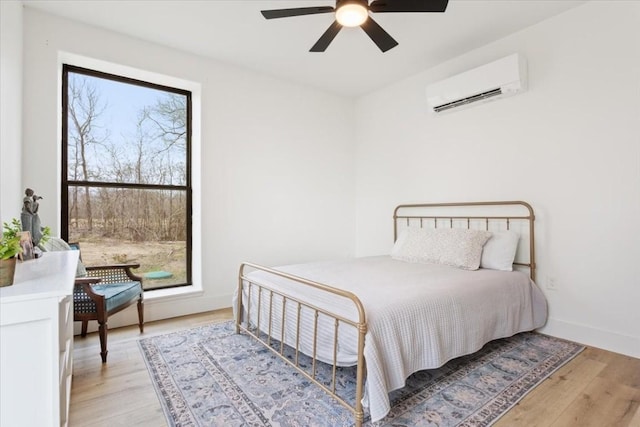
<box><xmin>426</xmin><ymin>53</ymin><xmax>527</xmax><ymax>114</ymax></box>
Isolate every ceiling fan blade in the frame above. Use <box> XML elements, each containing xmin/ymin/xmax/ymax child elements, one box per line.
<box><xmin>310</xmin><ymin>21</ymin><xmax>342</xmax><ymax>52</ymax></box>
<box><xmin>360</xmin><ymin>16</ymin><xmax>398</xmax><ymax>52</ymax></box>
<box><xmin>261</xmin><ymin>6</ymin><xmax>334</xmax><ymax>19</ymax></box>
<box><xmin>369</xmin><ymin>0</ymin><xmax>448</xmax><ymax>13</ymax></box>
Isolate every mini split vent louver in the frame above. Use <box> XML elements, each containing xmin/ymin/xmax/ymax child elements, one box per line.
<box><xmin>426</xmin><ymin>53</ymin><xmax>527</xmax><ymax>114</ymax></box>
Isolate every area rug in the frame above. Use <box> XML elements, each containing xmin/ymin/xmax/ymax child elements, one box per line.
<box><xmin>139</xmin><ymin>321</ymin><xmax>583</xmax><ymax>427</ymax></box>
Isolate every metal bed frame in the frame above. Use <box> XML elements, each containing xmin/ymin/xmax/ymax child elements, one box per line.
<box><xmin>236</xmin><ymin>201</ymin><xmax>536</xmax><ymax>426</ymax></box>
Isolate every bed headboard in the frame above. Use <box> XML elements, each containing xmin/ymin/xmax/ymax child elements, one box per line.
<box><xmin>393</xmin><ymin>201</ymin><xmax>536</xmax><ymax>281</ymax></box>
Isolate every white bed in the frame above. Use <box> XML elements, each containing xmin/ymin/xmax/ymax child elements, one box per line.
<box><xmin>235</xmin><ymin>201</ymin><xmax>548</xmax><ymax>425</ymax></box>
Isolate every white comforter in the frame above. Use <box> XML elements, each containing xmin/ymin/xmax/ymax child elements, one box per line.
<box><xmin>235</xmin><ymin>256</ymin><xmax>547</xmax><ymax>422</ymax></box>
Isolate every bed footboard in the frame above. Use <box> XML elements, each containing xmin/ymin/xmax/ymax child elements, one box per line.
<box><xmin>236</xmin><ymin>262</ymin><xmax>368</xmax><ymax>426</ymax></box>
<box><xmin>236</xmin><ymin>200</ymin><xmax>536</xmax><ymax>425</ymax></box>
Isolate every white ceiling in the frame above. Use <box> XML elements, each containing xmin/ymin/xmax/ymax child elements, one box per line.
<box><xmin>23</xmin><ymin>0</ymin><xmax>586</xmax><ymax>97</ymax></box>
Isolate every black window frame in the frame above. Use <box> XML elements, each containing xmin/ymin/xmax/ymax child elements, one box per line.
<box><xmin>61</xmin><ymin>64</ymin><xmax>193</xmax><ymax>290</ymax></box>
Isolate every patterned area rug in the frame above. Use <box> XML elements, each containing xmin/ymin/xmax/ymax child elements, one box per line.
<box><xmin>139</xmin><ymin>321</ymin><xmax>583</xmax><ymax>427</ymax></box>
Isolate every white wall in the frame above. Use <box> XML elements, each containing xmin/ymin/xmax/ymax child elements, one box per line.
<box><xmin>0</xmin><ymin>1</ymin><xmax>23</xmax><ymax>224</ymax></box>
<box><xmin>12</xmin><ymin>2</ymin><xmax>640</xmax><ymax>358</ymax></box>
<box><xmin>354</xmin><ymin>1</ymin><xmax>640</xmax><ymax>357</ymax></box>
<box><xmin>20</xmin><ymin>8</ymin><xmax>355</xmax><ymax>325</ymax></box>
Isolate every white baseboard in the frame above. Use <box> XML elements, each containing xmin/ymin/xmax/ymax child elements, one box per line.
<box><xmin>76</xmin><ymin>300</ymin><xmax>639</xmax><ymax>360</ymax></box>
<box><xmin>73</xmin><ymin>292</ymin><xmax>234</xmax><ymax>336</ymax></box>
<box><xmin>539</xmin><ymin>317</ymin><xmax>640</xmax><ymax>359</ymax></box>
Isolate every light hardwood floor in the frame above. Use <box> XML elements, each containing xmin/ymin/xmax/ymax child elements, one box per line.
<box><xmin>70</xmin><ymin>309</ymin><xmax>640</xmax><ymax>427</ymax></box>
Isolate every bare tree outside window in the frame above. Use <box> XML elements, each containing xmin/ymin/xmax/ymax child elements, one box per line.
<box><xmin>62</xmin><ymin>65</ymin><xmax>192</xmax><ymax>290</ymax></box>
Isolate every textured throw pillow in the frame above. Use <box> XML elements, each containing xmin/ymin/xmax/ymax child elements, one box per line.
<box><xmin>480</xmin><ymin>230</ymin><xmax>520</xmax><ymax>271</ymax></box>
<box><xmin>40</xmin><ymin>237</ymin><xmax>88</xmax><ymax>277</ymax></box>
<box><xmin>391</xmin><ymin>227</ymin><xmax>492</xmax><ymax>270</ymax></box>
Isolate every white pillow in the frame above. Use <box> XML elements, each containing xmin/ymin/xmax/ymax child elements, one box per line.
<box><xmin>480</xmin><ymin>230</ymin><xmax>520</xmax><ymax>271</ymax></box>
<box><xmin>391</xmin><ymin>227</ymin><xmax>491</xmax><ymax>270</ymax></box>
<box><xmin>40</xmin><ymin>237</ymin><xmax>88</xmax><ymax>277</ymax></box>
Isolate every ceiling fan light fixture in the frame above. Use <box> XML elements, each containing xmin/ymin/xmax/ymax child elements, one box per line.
<box><xmin>261</xmin><ymin>0</ymin><xmax>449</xmax><ymax>52</ymax></box>
<box><xmin>336</xmin><ymin>2</ymin><xmax>368</xmax><ymax>27</ymax></box>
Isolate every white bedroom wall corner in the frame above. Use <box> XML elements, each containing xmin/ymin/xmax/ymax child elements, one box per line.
<box><xmin>23</xmin><ymin>7</ymin><xmax>357</xmax><ymax>326</ymax></box>
<box><xmin>540</xmin><ymin>318</ymin><xmax>640</xmax><ymax>359</ymax></box>
<box><xmin>353</xmin><ymin>1</ymin><xmax>640</xmax><ymax>356</ymax></box>
<box><xmin>22</xmin><ymin>7</ymin><xmax>62</xmax><ymax>235</ymax></box>
<box><xmin>0</xmin><ymin>0</ymin><xmax>24</xmax><ymax>224</ymax></box>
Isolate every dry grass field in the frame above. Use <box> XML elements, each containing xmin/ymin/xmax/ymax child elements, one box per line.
<box><xmin>77</xmin><ymin>238</ymin><xmax>186</xmax><ymax>289</ymax></box>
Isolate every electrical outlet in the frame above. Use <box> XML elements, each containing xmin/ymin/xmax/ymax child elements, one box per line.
<box><xmin>547</xmin><ymin>277</ymin><xmax>557</xmax><ymax>291</ymax></box>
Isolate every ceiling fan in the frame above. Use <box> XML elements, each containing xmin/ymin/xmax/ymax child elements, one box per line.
<box><xmin>261</xmin><ymin>0</ymin><xmax>449</xmax><ymax>53</ymax></box>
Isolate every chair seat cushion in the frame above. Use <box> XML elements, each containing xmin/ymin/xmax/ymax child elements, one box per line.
<box><xmin>74</xmin><ymin>281</ymin><xmax>142</xmax><ymax>314</ymax></box>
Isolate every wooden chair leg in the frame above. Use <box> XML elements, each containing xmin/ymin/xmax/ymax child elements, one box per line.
<box><xmin>137</xmin><ymin>298</ymin><xmax>144</xmax><ymax>333</ymax></box>
<box><xmin>81</xmin><ymin>320</ymin><xmax>88</xmax><ymax>337</ymax></box>
<box><xmin>98</xmin><ymin>321</ymin><xmax>108</xmax><ymax>363</ymax></box>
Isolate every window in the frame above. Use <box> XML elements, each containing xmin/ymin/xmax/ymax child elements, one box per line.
<box><xmin>62</xmin><ymin>65</ymin><xmax>192</xmax><ymax>291</ymax></box>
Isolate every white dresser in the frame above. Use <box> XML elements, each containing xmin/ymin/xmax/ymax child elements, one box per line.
<box><xmin>0</xmin><ymin>251</ymin><xmax>78</xmax><ymax>427</ymax></box>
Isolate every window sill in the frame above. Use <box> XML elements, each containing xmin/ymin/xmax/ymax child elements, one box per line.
<box><xmin>143</xmin><ymin>284</ymin><xmax>203</xmax><ymax>302</ymax></box>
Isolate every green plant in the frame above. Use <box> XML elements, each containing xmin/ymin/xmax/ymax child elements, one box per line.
<box><xmin>1</xmin><ymin>219</ymin><xmax>23</xmax><ymax>260</ymax></box>
<box><xmin>40</xmin><ymin>225</ymin><xmax>51</xmax><ymax>246</ymax></box>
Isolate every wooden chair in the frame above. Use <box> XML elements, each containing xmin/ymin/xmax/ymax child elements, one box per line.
<box><xmin>74</xmin><ymin>262</ymin><xmax>144</xmax><ymax>363</ymax></box>
<box><xmin>42</xmin><ymin>238</ymin><xmax>144</xmax><ymax>362</ymax></box>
